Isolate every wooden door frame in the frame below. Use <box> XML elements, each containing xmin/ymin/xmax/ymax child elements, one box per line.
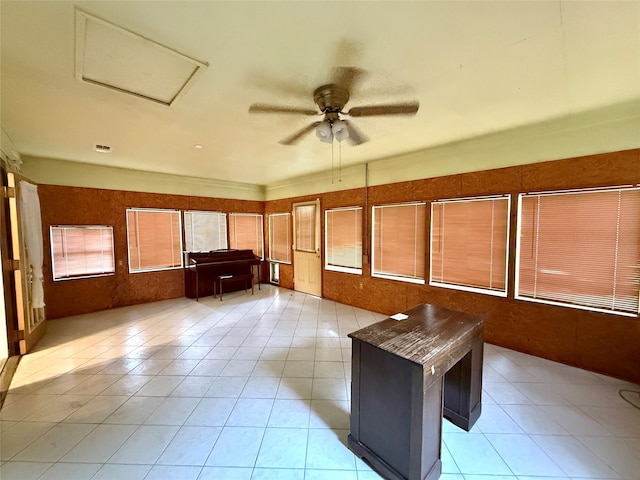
<box><xmin>0</xmin><ymin>167</ymin><xmax>20</xmax><ymax>356</ymax></box>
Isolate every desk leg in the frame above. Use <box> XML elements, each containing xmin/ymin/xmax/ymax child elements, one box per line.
<box><xmin>195</xmin><ymin>269</ymin><xmax>199</xmax><ymax>302</ymax></box>
<box><xmin>443</xmin><ymin>337</ymin><xmax>483</xmax><ymax>431</ymax></box>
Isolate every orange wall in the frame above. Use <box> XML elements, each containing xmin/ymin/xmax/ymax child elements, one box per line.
<box><xmin>38</xmin><ymin>186</ymin><xmax>264</xmax><ymax>319</ymax></box>
<box><xmin>38</xmin><ymin>149</ymin><xmax>640</xmax><ymax>383</ymax></box>
<box><xmin>267</xmin><ymin>149</ymin><xmax>640</xmax><ymax>383</ymax></box>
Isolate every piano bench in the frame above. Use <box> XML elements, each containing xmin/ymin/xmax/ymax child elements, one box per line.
<box><xmin>215</xmin><ymin>273</ymin><xmax>254</xmax><ymax>301</ymax></box>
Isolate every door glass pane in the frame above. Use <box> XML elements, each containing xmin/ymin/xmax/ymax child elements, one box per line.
<box><xmin>295</xmin><ymin>204</ymin><xmax>316</xmax><ymax>252</ymax></box>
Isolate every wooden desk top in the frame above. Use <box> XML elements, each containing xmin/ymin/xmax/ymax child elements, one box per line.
<box><xmin>348</xmin><ymin>304</ymin><xmax>484</xmax><ymax>368</ymax></box>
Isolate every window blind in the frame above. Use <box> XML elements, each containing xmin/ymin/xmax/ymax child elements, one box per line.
<box><xmin>268</xmin><ymin>213</ymin><xmax>291</xmax><ymax>263</ymax></box>
<box><xmin>126</xmin><ymin>208</ymin><xmax>182</xmax><ymax>272</ymax></box>
<box><xmin>325</xmin><ymin>207</ymin><xmax>362</xmax><ymax>273</ymax></box>
<box><xmin>50</xmin><ymin>226</ymin><xmax>115</xmax><ymax>280</ymax></box>
<box><xmin>516</xmin><ymin>187</ymin><xmax>640</xmax><ymax>316</ymax></box>
<box><xmin>229</xmin><ymin>213</ymin><xmax>264</xmax><ymax>259</ymax></box>
<box><xmin>431</xmin><ymin>196</ymin><xmax>509</xmax><ymax>295</ymax></box>
<box><xmin>183</xmin><ymin>210</ymin><xmax>227</xmax><ymax>252</ymax></box>
<box><xmin>372</xmin><ymin>203</ymin><xmax>426</xmax><ymax>282</ymax></box>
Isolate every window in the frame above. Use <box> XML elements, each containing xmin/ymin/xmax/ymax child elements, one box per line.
<box><xmin>268</xmin><ymin>213</ymin><xmax>291</xmax><ymax>263</ymax></box>
<box><xmin>325</xmin><ymin>207</ymin><xmax>362</xmax><ymax>274</ymax></box>
<box><xmin>229</xmin><ymin>213</ymin><xmax>264</xmax><ymax>259</ymax></box>
<box><xmin>183</xmin><ymin>210</ymin><xmax>227</xmax><ymax>252</ymax></box>
<box><xmin>430</xmin><ymin>196</ymin><xmax>510</xmax><ymax>296</ymax></box>
<box><xmin>126</xmin><ymin>208</ymin><xmax>182</xmax><ymax>272</ymax></box>
<box><xmin>50</xmin><ymin>226</ymin><xmax>115</xmax><ymax>280</ymax></box>
<box><xmin>270</xmin><ymin>262</ymin><xmax>280</xmax><ymax>284</ymax></box>
<box><xmin>372</xmin><ymin>202</ymin><xmax>426</xmax><ymax>283</ymax></box>
<box><xmin>516</xmin><ymin>186</ymin><xmax>640</xmax><ymax>316</ymax></box>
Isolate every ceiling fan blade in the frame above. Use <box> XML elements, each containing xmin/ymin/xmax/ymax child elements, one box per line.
<box><xmin>346</xmin><ymin>101</ymin><xmax>419</xmax><ymax>117</ymax></box>
<box><xmin>249</xmin><ymin>104</ymin><xmax>318</xmax><ymax>115</ymax></box>
<box><xmin>343</xmin><ymin>120</ymin><xmax>368</xmax><ymax>146</ymax></box>
<box><xmin>279</xmin><ymin>121</ymin><xmax>322</xmax><ymax>145</ymax></box>
<box><xmin>332</xmin><ymin>66</ymin><xmax>366</xmax><ymax>93</ymax></box>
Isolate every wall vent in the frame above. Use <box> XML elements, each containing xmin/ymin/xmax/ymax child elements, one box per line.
<box><xmin>95</xmin><ymin>144</ymin><xmax>111</xmax><ymax>153</ymax></box>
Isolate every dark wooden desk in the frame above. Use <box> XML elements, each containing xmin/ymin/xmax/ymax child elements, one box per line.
<box><xmin>348</xmin><ymin>304</ymin><xmax>484</xmax><ymax>480</ymax></box>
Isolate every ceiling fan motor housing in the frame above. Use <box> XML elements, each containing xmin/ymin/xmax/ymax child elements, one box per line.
<box><xmin>314</xmin><ymin>84</ymin><xmax>349</xmax><ymax>114</ymax></box>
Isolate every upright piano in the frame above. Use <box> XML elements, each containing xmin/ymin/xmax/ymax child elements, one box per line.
<box><xmin>184</xmin><ymin>249</ymin><xmax>261</xmax><ymax>300</ymax></box>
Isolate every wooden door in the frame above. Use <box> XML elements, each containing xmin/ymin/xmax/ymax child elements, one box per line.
<box><xmin>293</xmin><ymin>200</ymin><xmax>321</xmax><ymax>297</ymax></box>
<box><xmin>10</xmin><ymin>174</ymin><xmax>46</xmax><ymax>353</ymax></box>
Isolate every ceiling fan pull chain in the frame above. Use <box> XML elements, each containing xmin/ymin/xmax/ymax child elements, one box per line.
<box><xmin>331</xmin><ymin>140</ymin><xmax>335</xmax><ymax>185</ymax></box>
<box><xmin>339</xmin><ymin>141</ymin><xmax>342</xmax><ymax>182</ymax></box>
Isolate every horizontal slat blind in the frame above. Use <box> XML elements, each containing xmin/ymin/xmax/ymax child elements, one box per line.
<box><xmin>325</xmin><ymin>207</ymin><xmax>362</xmax><ymax>272</ymax></box>
<box><xmin>184</xmin><ymin>210</ymin><xmax>227</xmax><ymax>252</ymax></box>
<box><xmin>127</xmin><ymin>208</ymin><xmax>182</xmax><ymax>272</ymax></box>
<box><xmin>269</xmin><ymin>213</ymin><xmax>291</xmax><ymax>263</ymax></box>
<box><xmin>372</xmin><ymin>203</ymin><xmax>426</xmax><ymax>281</ymax></box>
<box><xmin>431</xmin><ymin>196</ymin><xmax>509</xmax><ymax>294</ymax></box>
<box><xmin>516</xmin><ymin>187</ymin><xmax>640</xmax><ymax>315</ymax></box>
<box><xmin>229</xmin><ymin>213</ymin><xmax>264</xmax><ymax>259</ymax></box>
<box><xmin>51</xmin><ymin>226</ymin><xmax>115</xmax><ymax>280</ymax></box>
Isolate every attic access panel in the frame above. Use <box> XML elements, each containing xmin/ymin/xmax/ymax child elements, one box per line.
<box><xmin>75</xmin><ymin>9</ymin><xmax>207</xmax><ymax>106</ymax></box>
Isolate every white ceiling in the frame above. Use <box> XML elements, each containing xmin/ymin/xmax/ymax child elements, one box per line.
<box><xmin>1</xmin><ymin>1</ymin><xmax>639</xmax><ymax>187</ymax></box>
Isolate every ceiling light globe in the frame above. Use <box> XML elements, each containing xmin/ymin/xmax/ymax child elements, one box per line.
<box><xmin>315</xmin><ymin>121</ymin><xmax>334</xmax><ymax>143</ymax></box>
<box><xmin>332</xmin><ymin>120</ymin><xmax>350</xmax><ymax>142</ymax></box>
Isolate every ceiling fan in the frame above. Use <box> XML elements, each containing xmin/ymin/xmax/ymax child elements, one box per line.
<box><xmin>248</xmin><ymin>68</ymin><xmax>419</xmax><ymax>146</ymax></box>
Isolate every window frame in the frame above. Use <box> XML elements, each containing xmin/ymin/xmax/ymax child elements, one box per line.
<box><xmin>325</xmin><ymin>206</ymin><xmax>363</xmax><ymax>275</ymax></box>
<box><xmin>429</xmin><ymin>195</ymin><xmax>510</xmax><ymax>297</ymax></box>
<box><xmin>183</xmin><ymin>210</ymin><xmax>228</xmax><ymax>253</ymax></box>
<box><xmin>50</xmin><ymin>225</ymin><xmax>115</xmax><ymax>281</ymax></box>
<box><xmin>268</xmin><ymin>212</ymin><xmax>292</xmax><ymax>264</ymax></box>
<box><xmin>514</xmin><ymin>185</ymin><xmax>640</xmax><ymax>317</ymax></box>
<box><xmin>126</xmin><ymin>207</ymin><xmax>183</xmax><ymax>273</ymax></box>
<box><xmin>371</xmin><ymin>202</ymin><xmax>426</xmax><ymax>284</ymax></box>
<box><xmin>229</xmin><ymin>212</ymin><xmax>264</xmax><ymax>260</ymax></box>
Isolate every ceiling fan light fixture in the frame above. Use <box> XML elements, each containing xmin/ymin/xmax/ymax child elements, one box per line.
<box><xmin>249</xmin><ymin>80</ymin><xmax>418</xmax><ymax>146</ymax></box>
<box><xmin>331</xmin><ymin>119</ymin><xmax>349</xmax><ymax>142</ymax></box>
<box><xmin>315</xmin><ymin>121</ymin><xmax>333</xmax><ymax>143</ymax></box>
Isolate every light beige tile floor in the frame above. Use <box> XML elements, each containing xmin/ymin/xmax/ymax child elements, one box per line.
<box><xmin>1</xmin><ymin>285</ymin><xmax>638</xmax><ymax>479</ymax></box>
